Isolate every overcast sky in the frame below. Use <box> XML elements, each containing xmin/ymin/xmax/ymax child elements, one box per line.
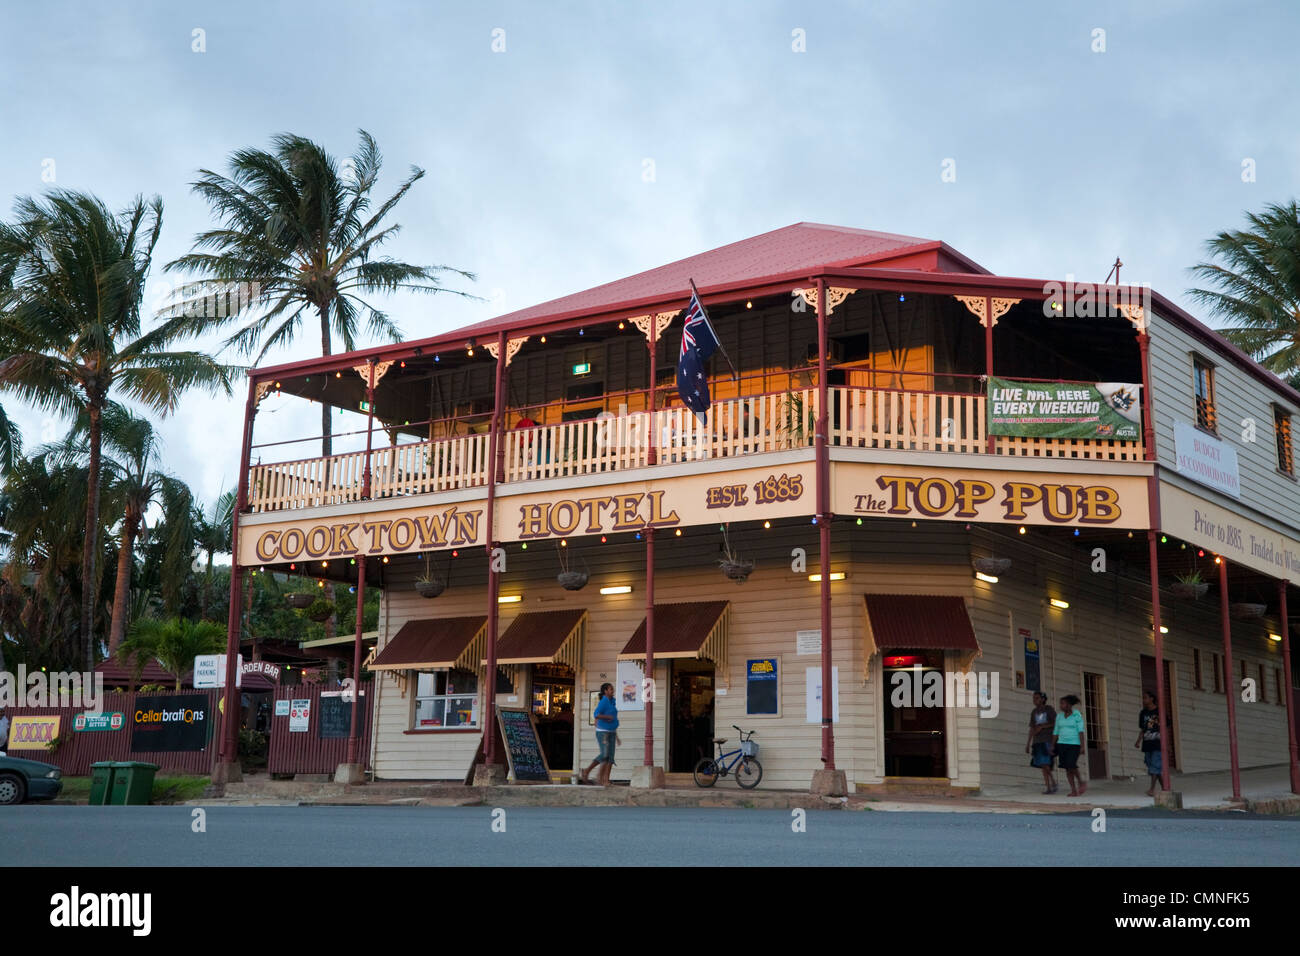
<box><xmin>2</xmin><ymin>0</ymin><xmax>1298</xmax><ymax>511</ymax></box>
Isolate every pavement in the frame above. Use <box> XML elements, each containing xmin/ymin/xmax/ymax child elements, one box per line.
<box><xmin>190</xmin><ymin>763</ymin><xmax>1300</xmax><ymax>815</ymax></box>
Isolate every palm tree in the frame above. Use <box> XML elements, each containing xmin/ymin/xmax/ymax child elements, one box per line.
<box><xmin>118</xmin><ymin>616</ymin><xmax>226</xmax><ymax>691</ymax></box>
<box><xmin>164</xmin><ymin>129</ymin><xmax>477</xmax><ymax>460</ymax></box>
<box><xmin>1189</xmin><ymin>200</ymin><xmax>1300</xmax><ymax>376</ymax></box>
<box><xmin>194</xmin><ymin>488</ymin><xmax>236</xmax><ymax>619</ymax></box>
<box><xmin>0</xmin><ymin>404</ymin><xmax>18</xmax><ymax>476</ymax></box>
<box><xmin>0</xmin><ymin>190</ymin><xmax>236</xmax><ymax>671</ymax></box>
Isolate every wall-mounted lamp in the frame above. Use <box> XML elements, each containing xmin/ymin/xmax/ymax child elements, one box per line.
<box><xmin>1268</xmin><ymin>633</ymin><xmax>1282</xmax><ymax>642</ymax></box>
<box><xmin>808</xmin><ymin>573</ymin><xmax>846</xmax><ymax>582</ymax></box>
<box><xmin>498</xmin><ymin>594</ymin><xmax>522</xmax><ymax>604</ymax></box>
<box><xmin>1049</xmin><ymin>598</ymin><xmax>1070</xmax><ymax>610</ymax></box>
<box><xmin>975</xmin><ymin>571</ymin><xmax>999</xmax><ymax>584</ymax></box>
<box><xmin>600</xmin><ymin>585</ymin><xmax>633</xmax><ymax>596</ymax></box>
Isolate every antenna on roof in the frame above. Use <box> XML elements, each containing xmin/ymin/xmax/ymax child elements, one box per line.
<box><xmin>1103</xmin><ymin>256</ymin><xmax>1123</xmax><ymax>285</ymax></box>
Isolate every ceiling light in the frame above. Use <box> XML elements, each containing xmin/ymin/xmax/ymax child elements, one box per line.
<box><xmin>975</xmin><ymin>571</ymin><xmax>998</xmax><ymax>584</ymax></box>
<box><xmin>808</xmin><ymin>573</ymin><xmax>846</xmax><ymax>582</ymax></box>
<box><xmin>498</xmin><ymin>595</ymin><xmax>522</xmax><ymax>604</ymax></box>
<box><xmin>1268</xmin><ymin>633</ymin><xmax>1282</xmax><ymax>642</ymax></box>
<box><xmin>600</xmin><ymin>585</ymin><xmax>633</xmax><ymax>596</ymax></box>
<box><xmin>1049</xmin><ymin>598</ymin><xmax>1069</xmax><ymax>609</ymax></box>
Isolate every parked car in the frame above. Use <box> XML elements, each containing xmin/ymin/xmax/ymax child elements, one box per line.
<box><xmin>0</xmin><ymin>753</ymin><xmax>63</xmax><ymax>805</ymax></box>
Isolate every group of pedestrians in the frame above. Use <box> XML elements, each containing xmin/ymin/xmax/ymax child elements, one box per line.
<box><xmin>1026</xmin><ymin>689</ymin><xmax>1165</xmax><ymax>797</ymax></box>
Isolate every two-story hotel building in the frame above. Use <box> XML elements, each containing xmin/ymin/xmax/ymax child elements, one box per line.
<box><xmin>214</xmin><ymin>223</ymin><xmax>1300</xmax><ymax>797</ymax></box>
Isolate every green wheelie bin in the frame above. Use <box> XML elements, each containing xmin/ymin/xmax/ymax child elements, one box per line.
<box><xmin>88</xmin><ymin>761</ymin><xmax>116</xmax><ymax>805</ymax></box>
<box><xmin>109</xmin><ymin>761</ymin><xmax>159</xmax><ymax>805</ymax></box>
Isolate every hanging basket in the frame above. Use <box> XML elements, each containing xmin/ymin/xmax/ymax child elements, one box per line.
<box><xmin>1170</xmin><ymin>581</ymin><xmax>1210</xmax><ymax>600</ymax></box>
<box><xmin>1230</xmin><ymin>602</ymin><xmax>1266</xmax><ymax>620</ymax></box>
<box><xmin>972</xmin><ymin>557</ymin><xmax>1012</xmax><ymax>576</ymax></box>
<box><xmin>720</xmin><ymin>559</ymin><xmax>755</xmax><ymax>582</ymax></box>
<box><xmin>415</xmin><ymin>579</ymin><xmax>446</xmax><ymax>599</ymax></box>
<box><xmin>557</xmin><ymin>570</ymin><xmax>589</xmax><ymax>591</ymax></box>
<box><xmin>285</xmin><ymin>593</ymin><xmax>314</xmax><ymax>609</ymax></box>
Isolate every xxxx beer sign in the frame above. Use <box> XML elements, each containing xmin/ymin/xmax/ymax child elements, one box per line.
<box><xmin>239</xmin><ymin>463</ymin><xmax>815</xmax><ymax>560</ymax></box>
<box><xmin>834</xmin><ymin>463</ymin><xmax>1149</xmax><ymax>529</ymax></box>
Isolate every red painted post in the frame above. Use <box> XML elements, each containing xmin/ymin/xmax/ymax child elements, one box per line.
<box><xmin>643</xmin><ymin>525</ymin><xmax>656</xmax><ymax>767</ymax></box>
<box><xmin>482</xmin><ymin>331</ymin><xmax>508</xmax><ymax>766</ymax></box>
<box><xmin>361</xmin><ymin>359</ymin><xmax>376</xmax><ymax>499</ymax></box>
<box><xmin>1147</xmin><ymin>530</ymin><xmax>1170</xmax><ymax>793</ymax></box>
<box><xmin>1137</xmin><ymin>330</ymin><xmax>1157</xmax><ymax>461</ymax></box>
<box><xmin>984</xmin><ymin>297</ymin><xmax>995</xmax><ymax>455</ymax></box>
<box><xmin>346</xmin><ymin>554</ymin><xmax>366</xmax><ymax>766</ymax></box>
<box><xmin>1279</xmin><ymin>581</ymin><xmax>1299</xmax><ymax>794</ymax></box>
<box><xmin>816</xmin><ymin>278</ymin><xmax>835</xmax><ymax>770</ymax></box>
<box><xmin>219</xmin><ymin>377</ymin><xmax>258</xmax><ymax>770</ymax></box>
<box><xmin>1218</xmin><ymin>558</ymin><xmax>1242</xmax><ymax>801</ymax></box>
<box><xmin>647</xmin><ymin>328</ymin><xmax>658</xmax><ymax>467</ymax></box>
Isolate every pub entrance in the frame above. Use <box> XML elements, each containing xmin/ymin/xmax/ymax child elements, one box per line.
<box><xmin>668</xmin><ymin>659</ymin><xmax>715</xmax><ymax>773</ymax></box>
<box><xmin>529</xmin><ymin>663</ymin><xmax>575</xmax><ymax>771</ymax></box>
<box><xmin>881</xmin><ymin>650</ymin><xmax>947</xmax><ymax>777</ymax></box>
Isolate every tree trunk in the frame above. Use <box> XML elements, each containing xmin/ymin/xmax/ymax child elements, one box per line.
<box><xmin>319</xmin><ymin>300</ymin><xmax>332</xmax><ymax>459</ymax></box>
<box><xmin>80</xmin><ymin>400</ymin><xmax>103</xmax><ymax>673</ymax></box>
<box><xmin>107</xmin><ymin>514</ymin><xmax>140</xmax><ymax>657</ymax></box>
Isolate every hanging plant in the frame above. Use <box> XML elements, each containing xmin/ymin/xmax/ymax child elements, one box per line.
<box><xmin>719</xmin><ymin>523</ymin><xmax>755</xmax><ymax>582</ymax></box>
<box><xmin>304</xmin><ymin>599</ymin><xmax>336</xmax><ymax>623</ymax></box>
<box><xmin>285</xmin><ymin>593</ymin><xmax>315</xmax><ymax>609</ymax></box>
<box><xmin>972</xmin><ymin>556</ymin><xmax>1012</xmax><ymax>576</ymax></box>
<box><xmin>415</xmin><ymin>552</ymin><xmax>447</xmax><ymax>598</ymax></box>
<box><xmin>556</xmin><ymin>542</ymin><xmax>589</xmax><ymax>591</ymax></box>
<box><xmin>1170</xmin><ymin>570</ymin><xmax>1209</xmax><ymax>600</ymax></box>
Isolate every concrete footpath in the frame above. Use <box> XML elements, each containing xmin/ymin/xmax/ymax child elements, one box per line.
<box><xmin>196</xmin><ymin>764</ymin><xmax>1300</xmax><ymax>815</ymax></box>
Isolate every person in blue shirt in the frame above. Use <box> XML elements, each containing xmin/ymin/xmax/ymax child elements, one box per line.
<box><xmin>1052</xmin><ymin>694</ymin><xmax>1087</xmax><ymax>797</ymax></box>
<box><xmin>580</xmin><ymin>683</ymin><xmax>619</xmax><ymax>785</ymax></box>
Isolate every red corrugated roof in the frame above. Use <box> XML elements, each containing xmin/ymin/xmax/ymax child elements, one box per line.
<box><xmin>864</xmin><ymin>595</ymin><xmax>979</xmax><ymax>651</ymax></box>
<box><xmin>495</xmin><ymin>609</ymin><xmax>587</xmax><ymax>664</ymax></box>
<box><xmin>619</xmin><ymin>601</ymin><xmax>730</xmax><ymax>658</ymax></box>
<box><xmin>369</xmin><ymin>616</ymin><xmax>487</xmax><ymax>670</ymax></box>
<box><xmin>450</xmin><ymin>222</ymin><xmax>986</xmax><ymax>338</ymax></box>
<box><xmin>97</xmin><ymin>658</ymin><xmax>188</xmax><ymax>687</ymax></box>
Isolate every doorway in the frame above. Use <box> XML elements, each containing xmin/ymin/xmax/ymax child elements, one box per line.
<box><xmin>669</xmin><ymin>659</ymin><xmax>715</xmax><ymax>773</ymax></box>
<box><xmin>1082</xmin><ymin>672</ymin><xmax>1109</xmax><ymax>779</ymax></box>
<box><xmin>529</xmin><ymin>663</ymin><xmax>575</xmax><ymax>771</ymax></box>
<box><xmin>881</xmin><ymin>650</ymin><xmax>947</xmax><ymax>777</ymax></box>
<box><xmin>1139</xmin><ymin>655</ymin><xmax>1178</xmax><ymax>770</ymax></box>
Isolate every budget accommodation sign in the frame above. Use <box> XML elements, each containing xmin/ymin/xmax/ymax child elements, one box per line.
<box><xmin>1174</xmin><ymin>421</ymin><xmax>1240</xmax><ymax>498</ymax></box>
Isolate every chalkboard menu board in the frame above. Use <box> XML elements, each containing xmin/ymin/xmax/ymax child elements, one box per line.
<box><xmin>319</xmin><ymin>693</ymin><xmax>365</xmax><ymax>739</ymax></box>
<box><xmin>746</xmin><ymin>658</ymin><xmax>779</xmax><ymax>716</ymax></box>
<box><xmin>496</xmin><ymin>708</ymin><xmax>551</xmax><ymax>782</ymax></box>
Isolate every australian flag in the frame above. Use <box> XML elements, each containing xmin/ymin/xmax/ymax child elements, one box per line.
<box><xmin>676</xmin><ymin>289</ymin><xmax>720</xmax><ymax>423</ymax></box>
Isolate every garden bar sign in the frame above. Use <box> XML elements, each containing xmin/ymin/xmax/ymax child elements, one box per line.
<box><xmin>239</xmin><ymin>463</ymin><xmax>815</xmax><ymax>558</ymax></box>
<box><xmin>834</xmin><ymin>463</ymin><xmax>1149</xmax><ymax>528</ymax></box>
<box><xmin>987</xmin><ymin>377</ymin><xmax>1142</xmax><ymax>441</ymax></box>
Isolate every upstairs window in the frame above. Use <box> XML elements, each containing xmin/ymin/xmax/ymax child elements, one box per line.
<box><xmin>1193</xmin><ymin>358</ymin><xmax>1217</xmax><ymax>432</ymax></box>
<box><xmin>1275</xmin><ymin>407</ymin><xmax>1294</xmax><ymax>475</ymax></box>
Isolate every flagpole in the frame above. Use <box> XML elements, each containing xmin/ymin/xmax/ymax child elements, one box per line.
<box><xmin>689</xmin><ymin>278</ymin><xmax>739</xmax><ymax>382</ymax></box>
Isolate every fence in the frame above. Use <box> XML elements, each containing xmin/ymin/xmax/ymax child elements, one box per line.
<box><xmin>266</xmin><ymin>682</ymin><xmax>374</xmax><ymax>775</ymax></box>
<box><xmin>5</xmin><ymin>689</ymin><xmax>222</xmax><ymax>777</ymax></box>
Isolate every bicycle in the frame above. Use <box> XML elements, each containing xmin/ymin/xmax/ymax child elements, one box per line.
<box><xmin>693</xmin><ymin>725</ymin><xmax>763</xmax><ymax>789</ymax></box>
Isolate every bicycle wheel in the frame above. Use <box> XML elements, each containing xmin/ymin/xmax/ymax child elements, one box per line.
<box><xmin>735</xmin><ymin>756</ymin><xmax>763</xmax><ymax>790</ymax></box>
<box><xmin>693</xmin><ymin>758</ymin><xmax>720</xmax><ymax>788</ymax></box>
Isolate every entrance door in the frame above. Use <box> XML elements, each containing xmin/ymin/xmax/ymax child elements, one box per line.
<box><xmin>1139</xmin><ymin>655</ymin><xmax>1178</xmax><ymax>770</ymax></box>
<box><xmin>881</xmin><ymin>650</ymin><xmax>947</xmax><ymax>777</ymax></box>
<box><xmin>530</xmin><ymin>663</ymin><xmax>575</xmax><ymax>771</ymax></box>
<box><xmin>1082</xmin><ymin>673</ymin><xmax>1108</xmax><ymax>779</ymax></box>
<box><xmin>669</xmin><ymin>660</ymin><xmax>715</xmax><ymax>773</ymax></box>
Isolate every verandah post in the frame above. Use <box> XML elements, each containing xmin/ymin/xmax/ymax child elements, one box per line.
<box><xmin>1219</xmin><ymin>557</ymin><xmax>1243</xmax><ymax>801</ymax></box>
<box><xmin>1279</xmin><ymin>581</ymin><xmax>1300</xmax><ymax>794</ymax></box>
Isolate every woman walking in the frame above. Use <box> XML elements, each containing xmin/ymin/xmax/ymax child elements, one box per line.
<box><xmin>580</xmin><ymin>682</ymin><xmax>619</xmax><ymax>785</ymax></box>
<box><xmin>1052</xmin><ymin>694</ymin><xmax>1087</xmax><ymax>796</ymax></box>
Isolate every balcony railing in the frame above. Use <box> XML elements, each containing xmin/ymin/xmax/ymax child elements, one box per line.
<box><xmin>245</xmin><ymin>385</ymin><xmax>1144</xmax><ymax>513</ymax></box>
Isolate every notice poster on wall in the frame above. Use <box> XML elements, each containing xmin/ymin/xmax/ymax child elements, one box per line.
<box><xmin>1022</xmin><ymin>629</ymin><xmax>1041</xmax><ymax>693</ymax></box>
<box><xmin>746</xmin><ymin>658</ymin><xmax>780</xmax><ymax>716</ymax></box>
<box><xmin>616</xmin><ymin>660</ymin><xmax>645</xmax><ymax>711</ymax></box>
<box><xmin>804</xmin><ymin>667</ymin><xmax>839</xmax><ymax>723</ymax></box>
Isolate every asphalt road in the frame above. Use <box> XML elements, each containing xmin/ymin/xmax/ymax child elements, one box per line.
<box><xmin>2</xmin><ymin>806</ymin><xmax>1297</xmax><ymax>866</ymax></box>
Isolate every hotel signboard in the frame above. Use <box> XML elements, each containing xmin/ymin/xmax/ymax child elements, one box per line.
<box><xmin>1173</xmin><ymin>421</ymin><xmax>1240</xmax><ymax>498</ymax></box>
<box><xmin>1159</xmin><ymin>482</ymin><xmax>1300</xmax><ymax>586</ymax></box>
<box><xmin>833</xmin><ymin>462</ymin><xmax>1149</xmax><ymax>529</ymax></box>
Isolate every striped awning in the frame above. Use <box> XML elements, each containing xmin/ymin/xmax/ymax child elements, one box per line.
<box><xmin>488</xmin><ymin>609</ymin><xmax>588</xmax><ymax>669</ymax></box>
<box><xmin>863</xmin><ymin>594</ymin><xmax>981</xmax><ymax>673</ymax></box>
<box><xmin>618</xmin><ymin>601</ymin><xmax>729</xmax><ymax>675</ymax></box>
<box><xmin>369</xmin><ymin>616</ymin><xmax>488</xmax><ymax>672</ymax></box>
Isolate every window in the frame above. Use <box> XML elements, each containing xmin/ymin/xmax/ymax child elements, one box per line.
<box><xmin>1212</xmin><ymin>652</ymin><xmax>1224</xmax><ymax>693</ymax></box>
<box><xmin>1193</xmin><ymin>358</ymin><xmax>1217</xmax><ymax>431</ymax></box>
<box><xmin>1275</xmin><ymin>407</ymin><xmax>1294</xmax><ymax>475</ymax></box>
<box><xmin>413</xmin><ymin>668</ymin><xmax>479</xmax><ymax>729</ymax></box>
<box><xmin>1192</xmin><ymin>648</ymin><xmax>1203</xmax><ymax>690</ymax></box>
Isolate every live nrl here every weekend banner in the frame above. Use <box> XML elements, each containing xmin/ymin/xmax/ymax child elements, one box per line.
<box><xmin>987</xmin><ymin>377</ymin><xmax>1142</xmax><ymax>441</ymax></box>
